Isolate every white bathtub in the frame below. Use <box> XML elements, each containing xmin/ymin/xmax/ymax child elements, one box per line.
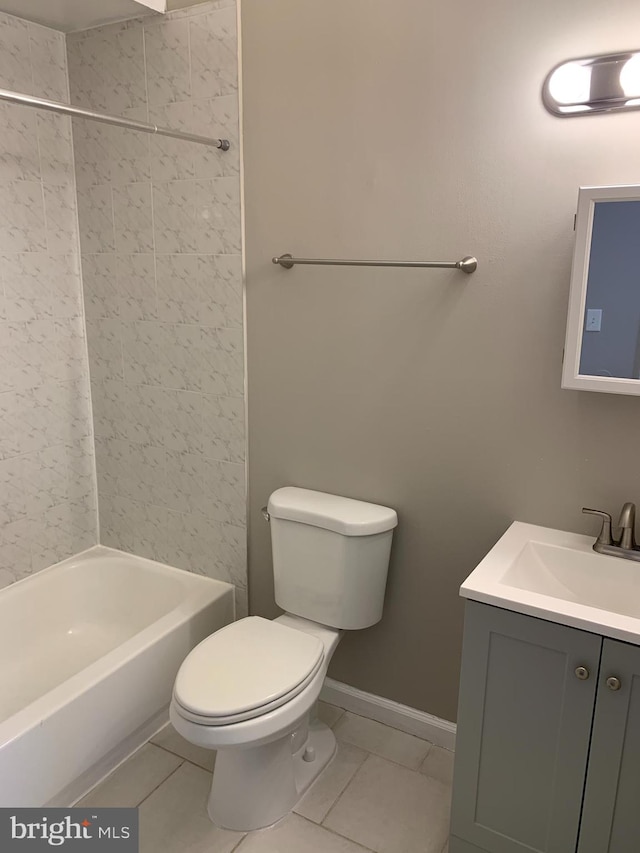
<box><xmin>0</xmin><ymin>546</ymin><xmax>234</xmax><ymax>807</ymax></box>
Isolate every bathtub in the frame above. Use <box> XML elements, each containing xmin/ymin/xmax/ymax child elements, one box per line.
<box><xmin>0</xmin><ymin>546</ymin><xmax>234</xmax><ymax>807</ymax></box>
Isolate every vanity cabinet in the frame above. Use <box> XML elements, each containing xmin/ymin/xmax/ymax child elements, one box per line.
<box><xmin>577</xmin><ymin>639</ymin><xmax>640</xmax><ymax>853</ymax></box>
<box><xmin>449</xmin><ymin>602</ymin><xmax>640</xmax><ymax>853</ymax></box>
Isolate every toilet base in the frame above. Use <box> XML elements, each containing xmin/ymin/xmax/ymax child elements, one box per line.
<box><xmin>207</xmin><ymin>719</ymin><xmax>336</xmax><ymax>831</ymax></box>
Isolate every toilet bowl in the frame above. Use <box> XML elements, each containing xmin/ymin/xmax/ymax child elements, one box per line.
<box><xmin>170</xmin><ymin>487</ymin><xmax>398</xmax><ymax>831</ymax></box>
<box><xmin>170</xmin><ymin>614</ymin><xmax>341</xmax><ymax>830</ymax></box>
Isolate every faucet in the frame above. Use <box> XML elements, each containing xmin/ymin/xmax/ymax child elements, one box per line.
<box><xmin>582</xmin><ymin>502</ymin><xmax>640</xmax><ymax>561</ymax></box>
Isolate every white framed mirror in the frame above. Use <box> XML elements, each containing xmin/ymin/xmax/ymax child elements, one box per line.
<box><xmin>562</xmin><ymin>184</ymin><xmax>640</xmax><ymax>395</ymax></box>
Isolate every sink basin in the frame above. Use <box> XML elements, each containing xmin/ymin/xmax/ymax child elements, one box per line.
<box><xmin>461</xmin><ymin>522</ymin><xmax>640</xmax><ymax>644</ymax></box>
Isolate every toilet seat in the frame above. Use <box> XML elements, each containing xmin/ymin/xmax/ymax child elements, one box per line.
<box><xmin>173</xmin><ymin>616</ymin><xmax>325</xmax><ymax>726</ymax></box>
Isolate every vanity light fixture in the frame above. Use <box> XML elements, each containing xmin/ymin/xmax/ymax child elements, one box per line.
<box><xmin>543</xmin><ymin>50</ymin><xmax>640</xmax><ymax>116</ymax></box>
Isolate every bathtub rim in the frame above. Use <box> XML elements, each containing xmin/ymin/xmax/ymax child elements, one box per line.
<box><xmin>0</xmin><ymin>545</ymin><xmax>235</xmax><ymax>750</ymax></box>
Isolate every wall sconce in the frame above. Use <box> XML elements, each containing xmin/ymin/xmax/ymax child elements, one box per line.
<box><xmin>543</xmin><ymin>50</ymin><xmax>640</xmax><ymax>116</ymax></box>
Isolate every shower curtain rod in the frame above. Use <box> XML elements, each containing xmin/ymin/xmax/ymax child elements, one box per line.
<box><xmin>0</xmin><ymin>87</ymin><xmax>231</xmax><ymax>151</ymax></box>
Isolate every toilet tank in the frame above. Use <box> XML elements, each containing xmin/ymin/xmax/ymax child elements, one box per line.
<box><xmin>267</xmin><ymin>487</ymin><xmax>398</xmax><ymax>630</ymax></box>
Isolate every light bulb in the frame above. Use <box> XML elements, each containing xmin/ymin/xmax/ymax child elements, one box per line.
<box><xmin>620</xmin><ymin>54</ymin><xmax>640</xmax><ymax>98</ymax></box>
<box><xmin>548</xmin><ymin>61</ymin><xmax>592</xmax><ymax>105</ymax></box>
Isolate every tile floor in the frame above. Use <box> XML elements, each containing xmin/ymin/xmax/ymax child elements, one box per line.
<box><xmin>78</xmin><ymin>703</ymin><xmax>453</xmax><ymax>853</ymax></box>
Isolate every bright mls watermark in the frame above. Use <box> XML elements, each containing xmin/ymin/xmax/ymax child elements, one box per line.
<box><xmin>0</xmin><ymin>809</ymin><xmax>138</xmax><ymax>851</ymax></box>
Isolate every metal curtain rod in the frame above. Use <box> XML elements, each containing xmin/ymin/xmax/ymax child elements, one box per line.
<box><xmin>272</xmin><ymin>254</ymin><xmax>478</xmax><ymax>274</ymax></box>
<box><xmin>0</xmin><ymin>88</ymin><xmax>230</xmax><ymax>151</ymax></box>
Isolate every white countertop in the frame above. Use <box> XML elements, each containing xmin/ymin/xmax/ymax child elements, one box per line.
<box><xmin>461</xmin><ymin>521</ymin><xmax>640</xmax><ymax>645</ymax></box>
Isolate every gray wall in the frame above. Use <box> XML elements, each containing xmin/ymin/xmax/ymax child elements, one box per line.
<box><xmin>0</xmin><ymin>11</ymin><xmax>96</xmax><ymax>588</ymax></box>
<box><xmin>67</xmin><ymin>2</ymin><xmax>247</xmax><ymax>612</ymax></box>
<box><xmin>242</xmin><ymin>0</ymin><xmax>640</xmax><ymax>722</ymax></box>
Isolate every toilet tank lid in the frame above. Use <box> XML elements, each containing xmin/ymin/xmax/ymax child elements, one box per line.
<box><xmin>267</xmin><ymin>487</ymin><xmax>398</xmax><ymax>536</ymax></box>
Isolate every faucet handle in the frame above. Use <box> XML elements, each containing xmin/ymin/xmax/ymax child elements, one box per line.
<box><xmin>616</xmin><ymin>502</ymin><xmax>637</xmax><ymax>550</ymax></box>
<box><xmin>582</xmin><ymin>508</ymin><xmax>614</xmax><ymax>546</ymax></box>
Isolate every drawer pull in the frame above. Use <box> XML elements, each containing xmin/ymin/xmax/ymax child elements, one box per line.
<box><xmin>606</xmin><ymin>676</ymin><xmax>622</xmax><ymax>691</ymax></box>
<box><xmin>575</xmin><ymin>666</ymin><xmax>590</xmax><ymax>680</ymax></box>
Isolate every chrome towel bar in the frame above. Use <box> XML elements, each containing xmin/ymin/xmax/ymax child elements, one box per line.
<box><xmin>272</xmin><ymin>254</ymin><xmax>478</xmax><ymax>274</ymax></box>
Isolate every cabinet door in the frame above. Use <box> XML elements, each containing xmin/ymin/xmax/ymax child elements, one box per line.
<box><xmin>578</xmin><ymin>639</ymin><xmax>640</xmax><ymax>853</ymax></box>
<box><xmin>451</xmin><ymin>602</ymin><xmax>602</xmax><ymax>853</ymax></box>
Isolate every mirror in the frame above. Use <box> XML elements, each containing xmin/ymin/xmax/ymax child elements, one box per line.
<box><xmin>562</xmin><ymin>185</ymin><xmax>640</xmax><ymax>395</ymax></box>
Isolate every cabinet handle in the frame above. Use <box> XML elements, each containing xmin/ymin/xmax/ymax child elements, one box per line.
<box><xmin>575</xmin><ymin>666</ymin><xmax>590</xmax><ymax>680</ymax></box>
<box><xmin>606</xmin><ymin>676</ymin><xmax>622</xmax><ymax>691</ymax></box>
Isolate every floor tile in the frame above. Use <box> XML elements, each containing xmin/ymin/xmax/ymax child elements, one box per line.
<box><xmin>138</xmin><ymin>762</ymin><xmax>244</xmax><ymax>853</ymax></box>
<box><xmin>316</xmin><ymin>701</ymin><xmax>345</xmax><ymax>728</ymax></box>
<box><xmin>294</xmin><ymin>741</ymin><xmax>368</xmax><ymax>824</ymax></box>
<box><xmin>77</xmin><ymin>743</ymin><xmax>182</xmax><ymax>808</ymax></box>
<box><xmin>333</xmin><ymin>712</ymin><xmax>431</xmax><ymax>770</ymax></box>
<box><xmin>420</xmin><ymin>745</ymin><xmax>455</xmax><ymax>786</ymax></box>
<box><xmin>151</xmin><ymin>722</ymin><xmax>216</xmax><ymax>771</ymax></box>
<box><xmin>235</xmin><ymin>813</ymin><xmax>371</xmax><ymax>853</ymax></box>
<box><xmin>323</xmin><ymin>754</ymin><xmax>452</xmax><ymax>853</ymax></box>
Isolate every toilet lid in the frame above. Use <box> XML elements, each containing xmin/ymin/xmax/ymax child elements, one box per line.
<box><xmin>173</xmin><ymin>617</ymin><xmax>324</xmax><ymax>722</ymax></box>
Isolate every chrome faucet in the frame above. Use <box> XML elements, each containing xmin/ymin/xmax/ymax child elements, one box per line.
<box><xmin>582</xmin><ymin>502</ymin><xmax>640</xmax><ymax>561</ymax></box>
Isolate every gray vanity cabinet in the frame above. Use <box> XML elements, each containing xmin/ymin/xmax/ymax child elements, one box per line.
<box><xmin>449</xmin><ymin>601</ymin><xmax>603</xmax><ymax>853</ymax></box>
<box><xmin>450</xmin><ymin>602</ymin><xmax>640</xmax><ymax>853</ymax></box>
<box><xmin>578</xmin><ymin>638</ymin><xmax>640</xmax><ymax>853</ymax></box>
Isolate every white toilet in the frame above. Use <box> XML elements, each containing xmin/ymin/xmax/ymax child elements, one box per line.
<box><xmin>170</xmin><ymin>486</ymin><xmax>398</xmax><ymax>831</ymax></box>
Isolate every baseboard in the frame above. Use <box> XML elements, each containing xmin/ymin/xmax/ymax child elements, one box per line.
<box><xmin>320</xmin><ymin>678</ymin><xmax>456</xmax><ymax>751</ymax></box>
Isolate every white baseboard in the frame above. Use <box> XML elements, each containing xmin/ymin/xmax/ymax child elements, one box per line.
<box><xmin>320</xmin><ymin>678</ymin><xmax>456</xmax><ymax>751</ymax></box>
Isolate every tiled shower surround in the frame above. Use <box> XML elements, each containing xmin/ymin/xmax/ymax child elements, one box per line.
<box><xmin>0</xmin><ymin>2</ymin><xmax>246</xmax><ymax>604</ymax></box>
<box><xmin>0</xmin><ymin>14</ymin><xmax>97</xmax><ymax>587</ymax></box>
<box><xmin>67</xmin><ymin>1</ymin><xmax>246</xmax><ymax>606</ymax></box>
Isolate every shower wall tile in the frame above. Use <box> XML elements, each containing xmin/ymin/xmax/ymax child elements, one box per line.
<box><xmin>82</xmin><ymin>254</ymin><xmax>119</xmax><ymax>319</ymax></box>
<box><xmin>113</xmin><ymin>182</ymin><xmax>154</xmax><ymax>254</ymax></box>
<box><xmin>0</xmin><ymin>518</ymin><xmax>31</xmax><ymax>587</ymax></box>
<box><xmin>43</xmin><ymin>183</ymin><xmax>79</xmax><ymax>254</ymax></box>
<box><xmin>161</xmin><ymin>0</ymin><xmax>236</xmax><ymax>21</ymax></box>
<box><xmin>116</xmin><ymin>253</ymin><xmax>158</xmax><ymax>320</ymax></box>
<box><xmin>50</xmin><ymin>255</ymin><xmax>84</xmax><ymax>319</ymax></box>
<box><xmin>86</xmin><ymin>318</ymin><xmax>125</xmax><ymax>381</ymax></box>
<box><xmin>0</xmin><ymin>181</ymin><xmax>47</xmax><ymax>253</ymax></box>
<box><xmin>0</xmin><ymin>14</ymin><xmax>32</xmax><ymax>93</ymax></box>
<box><xmin>77</xmin><ymin>185</ymin><xmax>116</xmax><ymax>253</ymax></box>
<box><xmin>100</xmin><ymin>494</ymin><xmax>169</xmax><ymax>564</ymax></box>
<box><xmin>144</xmin><ymin>19</ymin><xmax>191</xmax><ymax>107</ymax></box>
<box><xmin>68</xmin><ymin>3</ymin><xmax>245</xmax><ymax>593</ymax></box>
<box><xmin>99</xmin><ymin>27</ymin><xmax>147</xmax><ymax>117</ymax></box>
<box><xmin>164</xmin><ymin>451</ymin><xmax>204</xmax><ymax>513</ymax></box>
<box><xmin>201</xmin><ymin>394</ymin><xmax>244</xmax><ymax>463</ymax></box>
<box><xmin>0</xmin><ymin>14</ymin><xmax>97</xmax><ymax>588</ymax></box>
<box><xmin>200</xmin><ymin>326</ymin><xmax>244</xmax><ymax>396</ymax></box>
<box><xmin>152</xmin><ymin>180</ymin><xmax>199</xmax><ymax>253</ymax></box>
<box><xmin>0</xmin><ymin>455</ymin><xmax>26</xmax><ymax>526</ymax></box>
<box><xmin>29</xmin><ymin>22</ymin><xmax>69</xmax><ymax>102</ymax></box>
<box><xmin>72</xmin><ymin>121</ymin><xmax>115</xmax><ymax>189</ymax></box>
<box><xmin>201</xmin><ymin>458</ymin><xmax>245</xmax><ymax>526</ymax></box>
<box><xmin>68</xmin><ymin>23</ymin><xmax>147</xmax><ymax>118</ymax></box>
<box><xmin>2</xmin><ymin>254</ymin><xmax>54</xmax><ymax>321</ymax></box>
<box><xmin>189</xmin><ymin>7</ymin><xmax>238</xmax><ymax>100</ymax></box>
<box><xmin>155</xmin><ymin>253</ymin><xmax>242</xmax><ymax>327</ymax></box>
<box><xmin>149</xmin><ymin>102</ymin><xmax>197</xmax><ymax>182</ymax></box>
<box><xmin>38</xmin><ymin>114</ymin><xmax>76</xmax><ymax>186</ymax></box>
<box><xmin>110</xmin><ymin>123</ymin><xmax>152</xmax><ymax>187</ymax></box>
<box><xmin>192</xmin><ymin>95</ymin><xmax>239</xmax><ymax>179</ymax></box>
<box><xmin>0</xmin><ymin>104</ymin><xmax>40</xmax><ymax>182</ymax></box>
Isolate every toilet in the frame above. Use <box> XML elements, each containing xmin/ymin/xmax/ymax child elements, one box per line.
<box><xmin>170</xmin><ymin>486</ymin><xmax>398</xmax><ymax>831</ymax></box>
